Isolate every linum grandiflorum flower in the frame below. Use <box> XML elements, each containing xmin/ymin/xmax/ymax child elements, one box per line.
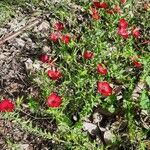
<box><xmin>0</xmin><ymin>99</ymin><xmax>14</xmax><ymax>112</ymax></box>
<box><xmin>47</xmin><ymin>68</ymin><xmax>62</xmax><ymax>80</ymax></box>
<box><xmin>61</xmin><ymin>34</ymin><xmax>71</xmax><ymax>44</ymax></box>
<box><xmin>118</xmin><ymin>28</ymin><xmax>129</xmax><ymax>39</ymax></box>
<box><xmin>144</xmin><ymin>3</ymin><xmax>149</xmax><ymax>11</ymax></box>
<box><xmin>93</xmin><ymin>2</ymin><xmax>108</xmax><ymax>9</ymax></box>
<box><xmin>47</xmin><ymin>92</ymin><xmax>62</xmax><ymax>108</ymax></box>
<box><xmin>39</xmin><ymin>54</ymin><xmax>49</xmax><ymax>63</ymax></box>
<box><xmin>133</xmin><ymin>61</ymin><xmax>142</xmax><ymax>68</ymax></box>
<box><xmin>131</xmin><ymin>56</ymin><xmax>142</xmax><ymax>69</ymax></box>
<box><xmin>97</xmin><ymin>63</ymin><xmax>107</xmax><ymax>75</ymax></box>
<box><xmin>50</xmin><ymin>32</ymin><xmax>60</xmax><ymax>42</ymax></box>
<box><xmin>54</xmin><ymin>22</ymin><xmax>64</xmax><ymax>31</ymax></box>
<box><xmin>120</xmin><ymin>0</ymin><xmax>126</xmax><ymax>4</ymax></box>
<box><xmin>132</xmin><ymin>27</ymin><xmax>140</xmax><ymax>38</ymax></box>
<box><xmin>118</xmin><ymin>18</ymin><xmax>129</xmax><ymax>39</ymax></box>
<box><xmin>83</xmin><ymin>51</ymin><xmax>94</xmax><ymax>59</ymax></box>
<box><xmin>97</xmin><ymin>81</ymin><xmax>112</xmax><ymax>96</ymax></box>
<box><xmin>90</xmin><ymin>7</ymin><xmax>100</xmax><ymax>20</ymax></box>
<box><xmin>113</xmin><ymin>5</ymin><xmax>121</xmax><ymax>14</ymax></box>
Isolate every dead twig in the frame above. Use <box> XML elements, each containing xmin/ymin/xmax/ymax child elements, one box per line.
<box><xmin>0</xmin><ymin>18</ymin><xmax>42</xmax><ymax>46</ymax></box>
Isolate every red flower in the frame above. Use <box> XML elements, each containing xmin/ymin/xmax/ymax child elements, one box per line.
<box><xmin>83</xmin><ymin>51</ymin><xmax>94</xmax><ymax>59</ymax></box>
<box><xmin>93</xmin><ymin>2</ymin><xmax>108</xmax><ymax>9</ymax></box>
<box><xmin>93</xmin><ymin>2</ymin><xmax>101</xmax><ymax>8</ymax></box>
<box><xmin>47</xmin><ymin>92</ymin><xmax>62</xmax><ymax>108</ymax></box>
<box><xmin>144</xmin><ymin>3</ymin><xmax>149</xmax><ymax>11</ymax></box>
<box><xmin>50</xmin><ymin>32</ymin><xmax>60</xmax><ymax>42</ymax></box>
<box><xmin>132</xmin><ymin>27</ymin><xmax>140</xmax><ymax>38</ymax></box>
<box><xmin>113</xmin><ymin>5</ymin><xmax>121</xmax><ymax>14</ymax></box>
<box><xmin>133</xmin><ymin>61</ymin><xmax>142</xmax><ymax>68</ymax></box>
<box><xmin>99</xmin><ymin>2</ymin><xmax>108</xmax><ymax>9</ymax></box>
<box><xmin>61</xmin><ymin>35</ymin><xmax>71</xmax><ymax>44</ymax></box>
<box><xmin>39</xmin><ymin>54</ymin><xmax>49</xmax><ymax>63</ymax></box>
<box><xmin>119</xmin><ymin>18</ymin><xmax>128</xmax><ymax>29</ymax></box>
<box><xmin>118</xmin><ymin>27</ymin><xmax>129</xmax><ymax>39</ymax></box>
<box><xmin>97</xmin><ymin>81</ymin><xmax>112</xmax><ymax>96</ymax></box>
<box><xmin>0</xmin><ymin>99</ymin><xmax>14</xmax><ymax>112</ymax></box>
<box><xmin>90</xmin><ymin>7</ymin><xmax>100</xmax><ymax>20</ymax></box>
<box><xmin>54</xmin><ymin>22</ymin><xmax>64</xmax><ymax>31</ymax></box>
<box><xmin>97</xmin><ymin>64</ymin><xmax>107</xmax><ymax>75</ymax></box>
<box><xmin>47</xmin><ymin>69</ymin><xmax>62</xmax><ymax>80</ymax></box>
<box><xmin>120</xmin><ymin>0</ymin><xmax>126</xmax><ymax>4</ymax></box>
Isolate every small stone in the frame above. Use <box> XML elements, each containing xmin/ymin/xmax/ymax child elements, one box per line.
<box><xmin>104</xmin><ymin>130</ymin><xmax>115</xmax><ymax>144</ymax></box>
<box><xmin>83</xmin><ymin>122</ymin><xmax>97</xmax><ymax>135</ymax></box>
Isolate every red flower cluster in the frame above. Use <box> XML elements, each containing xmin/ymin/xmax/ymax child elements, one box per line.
<box><xmin>83</xmin><ymin>51</ymin><xmax>94</xmax><ymax>59</ymax></box>
<box><xmin>0</xmin><ymin>99</ymin><xmax>14</xmax><ymax>112</ymax></box>
<box><xmin>50</xmin><ymin>22</ymin><xmax>71</xmax><ymax>44</ymax></box>
<box><xmin>47</xmin><ymin>92</ymin><xmax>62</xmax><ymax>108</ymax></box>
<box><xmin>97</xmin><ymin>81</ymin><xmax>112</xmax><ymax>96</ymax></box>
<box><xmin>117</xmin><ymin>18</ymin><xmax>141</xmax><ymax>39</ymax></box>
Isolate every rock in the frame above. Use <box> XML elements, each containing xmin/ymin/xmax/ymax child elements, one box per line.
<box><xmin>38</xmin><ymin>21</ymin><xmax>50</xmax><ymax>31</ymax></box>
<box><xmin>104</xmin><ymin>130</ymin><xmax>115</xmax><ymax>144</ymax></box>
<box><xmin>83</xmin><ymin>122</ymin><xmax>98</xmax><ymax>135</ymax></box>
<box><xmin>15</xmin><ymin>38</ymin><xmax>25</xmax><ymax>47</ymax></box>
<box><xmin>93</xmin><ymin>112</ymin><xmax>102</xmax><ymax>124</ymax></box>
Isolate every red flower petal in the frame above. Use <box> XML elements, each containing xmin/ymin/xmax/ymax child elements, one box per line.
<box><xmin>97</xmin><ymin>81</ymin><xmax>112</xmax><ymax>96</ymax></box>
<box><xmin>97</xmin><ymin>64</ymin><xmax>107</xmax><ymax>75</ymax></box>
<box><xmin>39</xmin><ymin>54</ymin><xmax>49</xmax><ymax>63</ymax></box>
<box><xmin>0</xmin><ymin>99</ymin><xmax>14</xmax><ymax>112</ymax></box>
<box><xmin>54</xmin><ymin>22</ymin><xmax>64</xmax><ymax>31</ymax></box>
<box><xmin>47</xmin><ymin>92</ymin><xmax>62</xmax><ymax>108</ymax></box>
<box><xmin>47</xmin><ymin>69</ymin><xmax>62</xmax><ymax>80</ymax></box>
<box><xmin>83</xmin><ymin>51</ymin><xmax>94</xmax><ymax>59</ymax></box>
<box><xmin>61</xmin><ymin>35</ymin><xmax>71</xmax><ymax>44</ymax></box>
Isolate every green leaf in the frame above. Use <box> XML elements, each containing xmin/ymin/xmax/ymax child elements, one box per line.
<box><xmin>146</xmin><ymin>76</ymin><xmax>150</xmax><ymax>86</ymax></box>
<box><xmin>140</xmin><ymin>90</ymin><xmax>150</xmax><ymax>112</ymax></box>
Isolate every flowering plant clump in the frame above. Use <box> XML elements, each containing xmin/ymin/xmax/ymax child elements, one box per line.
<box><xmin>2</xmin><ymin>0</ymin><xmax>150</xmax><ymax>149</ymax></box>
